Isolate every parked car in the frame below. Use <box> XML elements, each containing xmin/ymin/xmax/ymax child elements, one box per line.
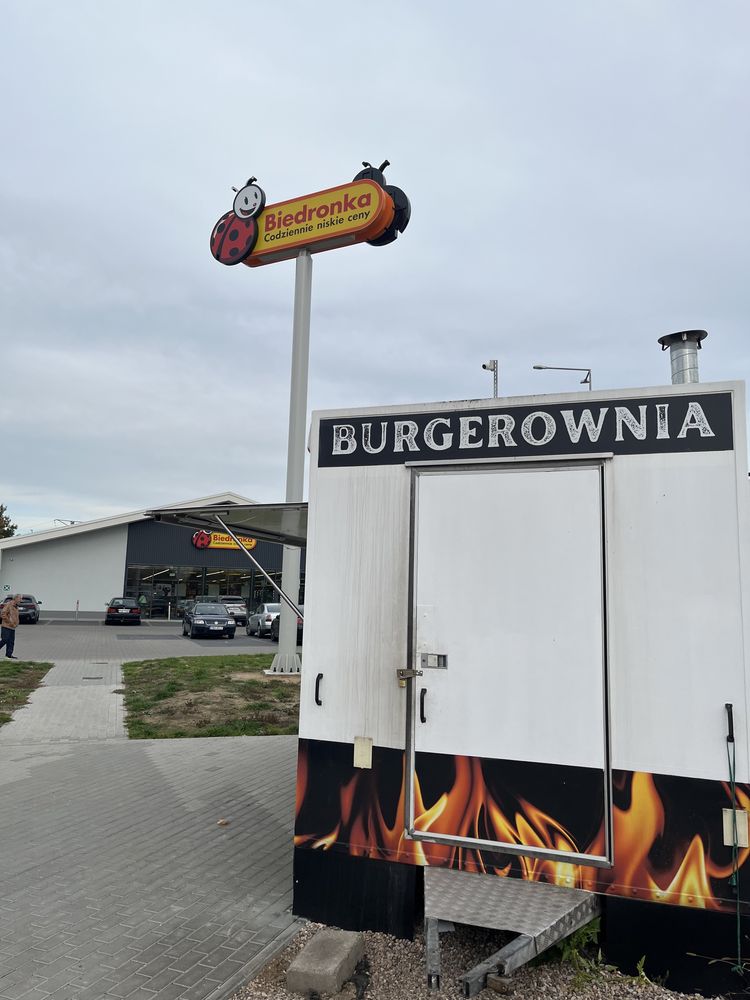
<box><xmin>2</xmin><ymin>594</ymin><xmax>42</xmax><ymax>624</ymax></box>
<box><xmin>148</xmin><ymin>596</ymin><xmax>169</xmax><ymax>618</ymax></box>
<box><xmin>182</xmin><ymin>602</ymin><xmax>236</xmax><ymax>639</ymax></box>
<box><xmin>216</xmin><ymin>595</ymin><xmax>248</xmax><ymax>627</ymax></box>
<box><xmin>247</xmin><ymin>602</ymin><xmax>281</xmax><ymax>637</ymax></box>
<box><xmin>104</xmin><ymin>597</ymin><xmax>141</xmax><ymax>626</ymax></box>
<box><xmin>270</xmin><ymin>606</ymin><xmax>304</xmax><ymax>644</ymax></box>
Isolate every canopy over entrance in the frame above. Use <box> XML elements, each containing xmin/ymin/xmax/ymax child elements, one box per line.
<box><xmin>150</xmin><ymin>502</ymin><xmax>308</xmax><ymax>548</ymax></box>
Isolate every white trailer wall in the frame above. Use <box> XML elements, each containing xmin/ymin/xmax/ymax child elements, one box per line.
<box><xmin>0</xmin><ymin>526</ymin><xmax>127</xmax><ymax>613</ymax></box>
<box><xmin>608</xmin><ymin>448</ymin><xmax>749</xmax><ymax>782</ymax></box>
<box><xmin>300</xmin><ymin>381</ymin><xmax>750</xmax><ymax>786</ymax></box>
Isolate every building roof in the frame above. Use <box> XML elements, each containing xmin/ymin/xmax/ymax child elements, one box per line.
<box><xmin>0</xmin><ymin>492</ymin><xmax>256</xmax><ymax>550</ymax></box>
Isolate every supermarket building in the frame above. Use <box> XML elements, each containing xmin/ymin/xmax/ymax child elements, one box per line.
<box><xmin>0</xmin><ymin>493</ymin><xmax>298</xmax><ymax>618</ymax></box>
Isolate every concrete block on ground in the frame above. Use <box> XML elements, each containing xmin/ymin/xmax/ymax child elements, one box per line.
<box><xmin>286</xmin><ymin>928</ymin><xmax>364</xmax><ymax>995</ymax></box>
<box><xmin>487</xmin><ymin>973</ymin><xmax>515</xmax><ymax>993</ymax></box>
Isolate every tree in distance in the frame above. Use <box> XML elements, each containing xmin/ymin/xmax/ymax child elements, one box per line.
<box><xmin>0</xmin><ymin>505</ymin><xmax>17</xmax><ymax>539</ymax></box>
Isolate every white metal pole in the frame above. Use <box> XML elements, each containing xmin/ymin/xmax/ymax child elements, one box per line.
<box><xmin>272</xmin><ymin>250</ymin><xmax>312</xmax><ymax>672</ymax></box>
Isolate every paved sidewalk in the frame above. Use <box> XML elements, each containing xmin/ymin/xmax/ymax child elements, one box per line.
<box><xmin>0</xmin><ymin>661</ymin><xmax>126</xmax><ymax>745</ymax></box>
<box><xmin>0</xmin><ymin>650</ymin><xmax>299</xmax><ymax>1000</ymax></box>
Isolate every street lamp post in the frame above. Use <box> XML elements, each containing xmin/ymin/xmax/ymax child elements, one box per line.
<box><xmin>532</xmin><ymin>364</ymin><xmax>592</xmax><ymax>390</ymax></box>
<box><xmin>481</xmin><ymin>360</ymin><xmax>498</xmax><ymax>397</ymax></box>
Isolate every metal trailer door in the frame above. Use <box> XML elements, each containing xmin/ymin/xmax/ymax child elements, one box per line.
<box><xmin>405</xmin><ymin>462</ymin><xmax>611</xmax><ymax>867</ymax></box>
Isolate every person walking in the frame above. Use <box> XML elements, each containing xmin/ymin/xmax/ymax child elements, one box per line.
<box><xmin>0</xmin><ymin>594</ymin><xmax>22</xmax><ymax>659</ymax></box>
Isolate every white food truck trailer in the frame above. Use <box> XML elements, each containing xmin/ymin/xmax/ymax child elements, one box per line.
<box><xmin>158</xmin><ymin>334</ymin><xmax>750</xmax><ymax>995</ymax></box>
<box><xmin>291</xmin><ymin>337</ymin><xmax>750</xmax><ymax>995</ymax></box>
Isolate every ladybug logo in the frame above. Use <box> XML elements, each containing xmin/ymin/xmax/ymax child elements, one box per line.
<box><xmin>210</xmin><ymin>176</ymin><xmax>265</xmax><ymax>266</ymax></box>
<box><xmin>192</xmin><ymin>530</ymin><xmax>211</xmax><ymax>550</ymax></box>
<box><xmin>233</xmin><ymin>178</ymin><xmax>266</xmax><ymax>219</ymax></box>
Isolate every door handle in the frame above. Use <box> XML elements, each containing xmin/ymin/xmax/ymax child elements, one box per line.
<box><xmin>315</xmin><ymin>673</ymin><xmax>323</xmax><ymax>706</ymax></box>
<box><xmin>419</xmin><ymin>687</ymin><xmax>427</xmax><ymax>724</ymax></box>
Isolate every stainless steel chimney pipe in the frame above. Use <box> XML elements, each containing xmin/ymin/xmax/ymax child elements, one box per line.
<box><xmin>657</xmin><ymin>330</ymin><xmax>708</xmax><ymax>384</ymax></box>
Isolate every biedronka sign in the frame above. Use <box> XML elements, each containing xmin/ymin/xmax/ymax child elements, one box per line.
<box><xmin>191</xmin><ymin>530</ymin><xmax>257</xmax><ymax>552</ymax></box>
<box><xmin>210</xmin><ymin>162</ymin><xmax>410</xmax><ymax>268</ymax></box>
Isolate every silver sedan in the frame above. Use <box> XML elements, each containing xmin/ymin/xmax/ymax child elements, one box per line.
<box><xmin>247</xmin><ymin>603</ymin><xmax>281</xmax><ymax>637</ymax></box>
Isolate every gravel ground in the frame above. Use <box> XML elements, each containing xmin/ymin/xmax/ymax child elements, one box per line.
<box><xmin>231</xmin><ymin>922</ymin><xmax>711</xmax><ymax>1000</ymax></box>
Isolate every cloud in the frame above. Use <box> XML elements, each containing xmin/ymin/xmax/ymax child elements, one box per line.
<box><xmin>1</xmin><ymin>0</ymin><xmax>749</xmax><ymax>527</ymax></box>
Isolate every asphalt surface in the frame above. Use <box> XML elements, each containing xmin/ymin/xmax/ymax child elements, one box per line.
<box><xmin>0</xmin><ymin>623</ymin><xmax>300</xmax><ymax>1000</ymax></box>
<box><xmin>9</xmin><ymin>619</ymin><xmax>279</xmax><ymax>662</ymax></box>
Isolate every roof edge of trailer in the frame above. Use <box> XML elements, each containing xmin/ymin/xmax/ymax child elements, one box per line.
<box><xmin>148</xmin><ymin>502</ymin><xmax>308</xmax><ymax>547</ymax></box>
<box><xmin>309</xmin><ymin>378</ymin><xmax>746</xmax><ymax>422</ymax></box>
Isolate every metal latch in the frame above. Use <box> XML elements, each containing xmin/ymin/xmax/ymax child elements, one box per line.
<box><xmin>420</xmin><ymin>653</ymin><xmax>448</xmax><ymax>670</ymax></box>
<box><xmin>396</xmin><ymin>667</ymin><xmax>423</xmax><ymax>689</ymax></box>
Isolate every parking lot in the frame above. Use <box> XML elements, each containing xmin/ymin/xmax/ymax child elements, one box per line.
<box><xmin>8</xmin><ymin>618</ymin><xmax>281</xmax><ymax>664</ymax></box>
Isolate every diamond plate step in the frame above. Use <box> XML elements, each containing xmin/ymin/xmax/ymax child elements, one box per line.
<box><xmin>425</xmin><ymin>867</ymin><xmax>594</xmax><ymax>936</ymax></box>
<box><xmin>423</xmin><ymin>868</ymin><xmax>600</xmax><ymax>995</ymax></box>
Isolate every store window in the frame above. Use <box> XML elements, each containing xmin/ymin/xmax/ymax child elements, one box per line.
<box><xmin>126</xmin><ymin>566</ymin><xmax>205</xmax><ymax>618</ymax></box>
<box><xmin>198</xmin><ymin>570</ymin><xmax>253</xmax><ymax>600</ymax></box>
<box><xmin>124</xmin><ymin>565</ymin><xmax>304</xmax><ymax>617</ymax></box>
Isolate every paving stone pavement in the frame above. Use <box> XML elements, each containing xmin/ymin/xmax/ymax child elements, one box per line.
<box><xmin>0</xmin><ymin>662</ymin><xmax>126</xmax><ymax>745</ymax></box>
<box><xmin>0</xmin><ymin>634</ymin><xmax>300</xmax><ymax>1000</ymax></box>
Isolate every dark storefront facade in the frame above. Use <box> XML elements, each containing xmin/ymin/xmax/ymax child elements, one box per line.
<box><xmin>124</xmin><ymin>519</ymin><xmax>304</xmax><ymax>618</ymax></box>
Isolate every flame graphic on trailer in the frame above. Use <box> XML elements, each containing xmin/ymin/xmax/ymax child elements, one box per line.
<box><xmin>295</xmin><ymin>742</ymin><xmax>750</xmax><ymax>912</ymax></box>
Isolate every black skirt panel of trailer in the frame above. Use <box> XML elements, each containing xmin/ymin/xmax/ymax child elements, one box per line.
<box><xmin>292</xmin><ymin>849</ymin><xmax>420</xmax><ymax>939</ymax></box>
<box><xmin>602</xmin><ymin>897</ymin><xmax>750</xmax><ymax>997</ymax></box>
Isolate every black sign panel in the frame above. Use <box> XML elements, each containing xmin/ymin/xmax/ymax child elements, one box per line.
<box><xmin>318</xmin><ymin>391</ymin><xmax>734</xmax><ymax>467</ymax></box>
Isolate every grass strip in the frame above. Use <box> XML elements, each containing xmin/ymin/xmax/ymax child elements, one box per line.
<box><xmin>0</xmin><ymin>660</ymin><xmax>52</xmax><ymax>728</ymax></box>
<box><xmin>121</xmin><ymin>653</ymin><xmax>300</xmax><ymax>739</ymax></box>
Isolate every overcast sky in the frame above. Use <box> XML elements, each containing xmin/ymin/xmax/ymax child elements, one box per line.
<box><xmin>1</xmin><ymin>1</ymin><xmax>748</xmax><ymax>533</ymax></box>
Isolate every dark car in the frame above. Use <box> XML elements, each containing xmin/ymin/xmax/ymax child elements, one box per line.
<box><xmin>270</xmin><ymin>606</ymin><xmax>304</xmax><ymax>644</ymax></box>
<box><xmin>2</xmin><ymin>594</ymin><xmax>42</xmax><ymax>624</ymax></box>
<box><xmin>147</xmin><ymin>596</ymin><xmax>169</xmax><ymax>618</ymax></box>
<box><xmin>104</xmin><ymin>597</ymin><xmax>141</xmax><ymax>626</ymax></box>
<box><xmin>182</xmin><ymin>602</ymin><xmax>236</xmax><ymax>639</ymax></box>
<box><xmin>217</xmin><ymin>595</ymin><xmax>248</xmax><ymax>627</ymax></box>
<box><xmin>189</xmin><ymin>595</ymin><xmax>248</xmax><ymax>627</ymax></box>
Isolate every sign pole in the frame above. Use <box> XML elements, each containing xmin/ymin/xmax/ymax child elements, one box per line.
<box><xmin>271</xmin><ymin>249</ymin><xmax>312</xmax><ymax>673</ymax></box>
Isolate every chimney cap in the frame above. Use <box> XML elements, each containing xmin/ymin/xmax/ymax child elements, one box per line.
<box><xmin>658</xmin><ymin>329</ymin><xmax>708</xmax><ymax>351</ymax></box>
